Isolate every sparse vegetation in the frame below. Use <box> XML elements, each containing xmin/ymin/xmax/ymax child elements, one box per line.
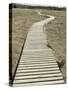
<box><xmin>12</xmin><ymin>3</ymin><xmax>66</xmax><ymax>10</ymax></box>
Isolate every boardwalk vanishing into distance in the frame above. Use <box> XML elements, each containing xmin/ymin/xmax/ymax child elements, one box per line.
<box><xmin>13</xmin><ymin>11</ymin><xmax>64</xmax><ymax>86</ymax></box>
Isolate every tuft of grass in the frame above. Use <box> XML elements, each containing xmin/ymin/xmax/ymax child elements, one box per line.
<box><xmin>47</xmin><ymin>42</ymin><xmax>53</xmax><ymax>49</ymax></box>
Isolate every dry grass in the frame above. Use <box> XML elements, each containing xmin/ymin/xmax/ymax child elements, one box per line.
<box><xmin>12</xmin><ymin>8</ymin><xmax>46</xmax><ymax>76</ymax></box>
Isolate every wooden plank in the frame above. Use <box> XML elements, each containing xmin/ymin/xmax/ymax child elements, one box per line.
<box><xmin>18</xmin><ymin>63</ymin><xmax>57</xmax><ymax>67</ymax></box>
<box><xmin>15</xmin><ymin>70</ymin><xmax>60</xmax><ymax>76</ymax></box>
<box><xmin>16</xmin><ymin>67</ymin><xmax>59</xmax><ymax>73</ymax></box>
<box><xmin>20</xmin><ymin>60</ymin><xmax>56</xmax><ymax>63</ymax></box>
<box><xmin>13</xmin><ymin>80</ymin><xmax>64</xmax><ymax>87</ymax></box>
<box><xmin>15</xmin><ymin>73</ymin><xmax>62</xmax><ymax>79</ymax></box>
<box><xmin>17</xmin><ymin>64</ymin><xmax>58</xmax><ymax>70</ymax></box>
<box><xmin>13</xmin><ymin>76</ymin><xmax>63</xmax><ymax>84</ymax></box>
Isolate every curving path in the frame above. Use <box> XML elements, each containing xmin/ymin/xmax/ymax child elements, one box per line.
<box><xmin>13</xmin><ymin>11</ymin><xmax>64</xmax><ymax>86</ymax></box>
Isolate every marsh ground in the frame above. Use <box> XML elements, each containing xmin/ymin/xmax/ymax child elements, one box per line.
<box><xmin>10</xmin><ymin>8</ymin><xmax>66</xmax><ymax>82</ymax></box>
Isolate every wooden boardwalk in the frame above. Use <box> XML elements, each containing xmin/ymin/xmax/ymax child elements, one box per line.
<box><xmin>13</xmin><ymin>14</ymin><xmax>64</xmax><ymax>86</ymax></box>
